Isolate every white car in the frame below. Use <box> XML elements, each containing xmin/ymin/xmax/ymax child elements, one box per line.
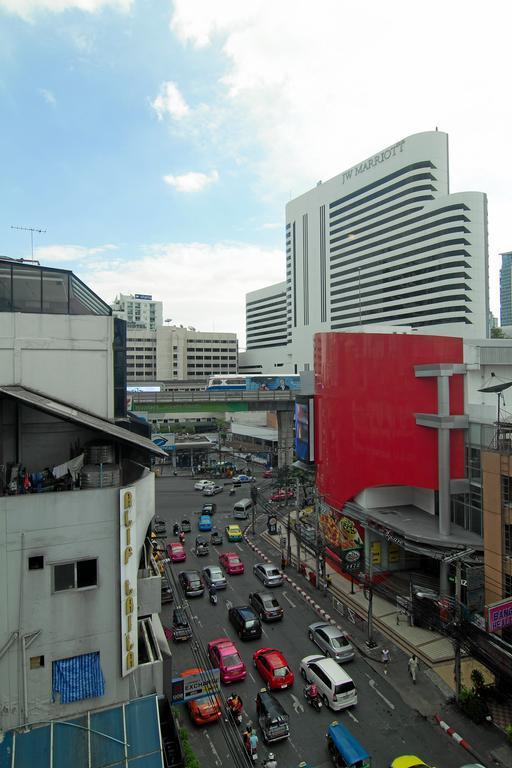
<box><xmin>203</xmin><ymin>484</ymin><xmax>223</xmax><ymax>496</ymax></box>
<box><xmin>194</xmin><ymin>480</ymin><xmax>214</xmax><ymax>491</ymax></box>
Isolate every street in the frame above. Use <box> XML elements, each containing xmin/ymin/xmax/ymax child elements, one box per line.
<box><xmin>156</xmin><ymin>474</ymin><xmax>466</xmax><ymax>768</ymax></box>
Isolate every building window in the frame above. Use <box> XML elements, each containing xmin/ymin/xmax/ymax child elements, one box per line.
<box><xmin>30</xmin><ymin>655</ymin><xmax>45</xmax><ymax>669</ymax></box>
<box><xmin>52</xmin><ymin>651</ymin><xmax>105</xmax><ymax>704</ymax></box>
<box><xmin>505</xmin><ymin>574</ymin><xmax>512</xmax><ymax>598</ymax></box>
<box><xmin>53</xmin><ymin>559</ymin><xmax>98</xmax><ymax>592</ymax></box>
<box><xmin>505</xmin><ymin>524</ymin><xmax>512</xmax><ymax>556</ymax></box>
<box><xmin>28</xmin><ymin>555</ymin><xmax>44</xmax><ymax>570</ymax></box>
<box><xmin>503</xmin><ymin>475</ymin><xmax>512</xmax><ymax>506</ymax></box>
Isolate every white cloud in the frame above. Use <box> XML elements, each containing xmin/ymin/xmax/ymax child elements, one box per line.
<box><xmin>36</xmin><ymin>243</ymin><xmax>117</xmax><ymax>263</ymax></box>
<box><xmin>151</xmin><ymin>81</ymin><xmax>190</xmax><ymax>121</ymax></box>
<box><xmin>38</xmin><ymin>240</ymin><xmax>283</xmax><ymax>346</ymax></box>
<box><xmin>39</xmin><ymin>88</ymin><xmax>56</xmax><ymax>105</ymax></box>
<box><xmin>163</xmin><ymin>169</ymin><xmax>219</xmax><ymax>193</ymax></box>
<box><xmin>0</xmin><ymin>0</ymin><xmax>132</xmax><ymax>21</ymax></box>
<box><xmin>170</xmin><ymin>0</ymin><xmax>512</xmax><ymax>314</ymax></box>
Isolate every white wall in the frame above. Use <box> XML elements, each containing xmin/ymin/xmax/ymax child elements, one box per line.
<box><xmin>355</xmin><ymin>485</ymin><xmax>435</xmax><ymax>514</ymax></box>
<box><xmin>0</xmin><ymin>313</ymin><xmax>114</xmax><ymax>419</ymax></box>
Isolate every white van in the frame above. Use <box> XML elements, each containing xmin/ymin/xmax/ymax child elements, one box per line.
<box><xmin>300</xmin><ymin>655</ymin><xmax>357</xmax><ymax>710</ymax></box>
<box><xmin>233</xmin><ymin>498</ymin><xmax>253</xmax><ymax>519</ymax></box>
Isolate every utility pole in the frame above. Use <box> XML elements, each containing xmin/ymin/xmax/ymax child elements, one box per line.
<box><xmin>442</xmin><ymin>547</ymin><xmax>474</xmax><ymax>704</ymax></box>
<box><xmin>10</xmin><ymin>224</ymin><xmax>46</xmax><ymax>261</ymax></box>
<box><xmin>364</xmin><ymin>555</ymin><xmax>377</xmax><ymax>648</ymax></box>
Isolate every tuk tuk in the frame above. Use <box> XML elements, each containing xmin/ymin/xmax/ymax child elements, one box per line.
<box><xmin>326</xmin><ymin>721</ymin><xmax>371</xmax><ymax>768</ymax></box>
<box><xmin>255</xmin><ymin>689</ymin><xmax>290</xmax><ymax>743</ymax></box>
<box><xmin>195</xmin><ymin>536</ymin><xmax>209</xmax><ymax>557</ymax></box>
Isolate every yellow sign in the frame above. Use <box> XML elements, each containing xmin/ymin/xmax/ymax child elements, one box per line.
<box><xmin>389</xmin><ymin>543</ymin><xmax>400</xmax><ymax>563</ymax></box>
<box><xmin>120</xmin><ymin>487</ymin><xmax>138</xmax><ymax>676</ymax></box>
<box><xmin>371</xmin><ymin>542</ymin><xmax>381</xmax><ymax>565</ymax></box>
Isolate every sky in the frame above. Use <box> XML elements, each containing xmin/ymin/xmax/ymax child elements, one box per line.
<box><xmin>1</xmin><ymin>0</ymin><xmax>511</xmax><ymax>346</ymax></box>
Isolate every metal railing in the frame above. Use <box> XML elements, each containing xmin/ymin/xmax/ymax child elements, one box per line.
<box><xmin>130</xmin><ymin>389</ymin><xmax>296</xmax><ymax>404</ymax></box>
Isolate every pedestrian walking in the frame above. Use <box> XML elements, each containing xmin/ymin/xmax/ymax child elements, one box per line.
<box><xmin>381</xmin><ymin>647</ymin><xmax>390</xmax><ymax>674</ymax></box>
<box><xmin>408</xmin><ymin>654</ymin><xmax>419</xmax><ymax>684</ymax></box>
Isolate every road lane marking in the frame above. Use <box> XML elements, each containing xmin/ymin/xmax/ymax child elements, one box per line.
<box><xmin>225</xmin><ymin>600</ymin><xmax>233</xmax><ymax>610</ymax></box>
<box><xmin>261</xmin><ymin>626</ymin><xmax>268</xmax><ymax>638</ymax></box>
<box><xmin>248</xmin><ymin>671</ymin><xmax>255</xmax><ymax>683</ymax></box>
<box><xmin>282</xmin><ymin>591</ymin><xmax>296</xmax><ymax>608</ymax></box>
<box><xmin>290</xmin><ymin>693</ymin><xmax>304</xmax><ymax>714</ymax></box>
<box><xmin>235</xmin><ymin>543</ymin><xmax>244</xmax><ymax>551</ymax></box>
<box><xmin>191</xmin><ymin>615</ymin><xmax>203</xmax><ymax>628</ymax></box>
<box><xmin>203</xmin><ymin>729</ymin><xmax>221</xmax><ymax>766</ymax></box>
<box><xmin>368</xmin><ymin>677</ymin><xmax>395</xmax><ymax>710</ymax></box>
<box><xmin>347</xmin><ymin>709</ymin><xmax>359</xmax><ymax>723</ymax></box>
<box><xmin>222</xmin><ymin>626</ymin><xmax>230</xmax><ymax>636</ymax></box>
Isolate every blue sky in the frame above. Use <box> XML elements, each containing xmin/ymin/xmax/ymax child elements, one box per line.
<box><xmin>1</xmin><ymin>0</ymin><xmax>510</xmax><ymax>343</ymax></box>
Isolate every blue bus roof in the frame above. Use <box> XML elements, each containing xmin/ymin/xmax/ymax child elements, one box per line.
<box><xmin>327</xmin><ymin>722</ymin><xmax>370</xmax><ymax>765</ymax></box>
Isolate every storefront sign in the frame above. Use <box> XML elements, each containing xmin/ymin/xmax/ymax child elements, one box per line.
<box><xmin>320</xmin><ymin>508</ymin><xmax>365</xmax><ymax>573</ymax></box>
<box><xmin>367</xmin><ymin>518</ymin><xmax>405</xmax><ymax>548</ymax></box>
<box><xmin>120</xmin><ymin>487</ymin><xmax>138</xmax><ymax>676</ymax></box>
<box><xmin>388</xmin><ymin>543</ymin><xmax>400</xmax><ymax>564</ymax></box>
<box><xmin>371</xmin><ymin>542</ymin><xmax>381</xmax><ymax>565</ymax></box>
<box><xmin>487</xmin><ymin>597</ymin><xmax>512</xmax><ymax>632</ymax></box>
<box><xmin>171</xmin><ymin>669</ymin><xmax>221</xmax><ymax>703</ymax></box>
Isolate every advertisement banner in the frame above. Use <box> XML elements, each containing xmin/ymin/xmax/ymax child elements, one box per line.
<box><xmin>487</xmin><ymin>597</ymin><xmax>512</xmax><ymax>632</ymax></box>
<box><xmin>120</xmin><ymin>487</ymin><xmax>138</xmax><ymax>676</ymax></box>
<box><xmin>171</xmin><ymin>669</ymin><xmax>221</xmax><ymax>703</ymax></box>
<box><xmin>319</xmin><ymin>507</ymin><xmax>365</xmax><ymax>573</ymax></box>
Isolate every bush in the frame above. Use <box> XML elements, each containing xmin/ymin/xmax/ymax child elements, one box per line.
<box><xmin>458</xmin><ymin>686</ymin><xmax>489</xmax><ymax>724</ymax></box>
<box><xmin>179</xmin><ymin>726</ymin><xmax>201</xmax><ymax>768</ymax></box>
<box><xmin>505</xmin><ymin>724</ymin><xmax>512</xmax><ymax>744</ymax></box>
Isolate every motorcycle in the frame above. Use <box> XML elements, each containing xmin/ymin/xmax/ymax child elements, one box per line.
<box><xmin>303</xmin><ymin>685</ymin><xmax>322</xmax><ymax>711</ymax></box>
<box><xmin>226</xmin><ymin>696</ymin><xmax>243</xmax><ymax>725</ymax></box>
<box><xmin>229</xmin><ymin>487</ymin><xmax>235</xmax><ymax>496</ymax></box>
<box><xmin>209</xmin><ymin>589</ymin><xmax>218</xmax><ymax>606</ymax></box>
<box><xmin>179</xmin><ymin>531</ymin><xmax>185</xmax><ymax>544</ymax></box>
<box><xmin>262</xmin><ymin>754</ymin><xmax>277</xmax><ymax>768</ymax></box>
<box><xmin>173</xmin><ymin>523</ymin><xmax>180</xmax><ymax>536</ymax></box>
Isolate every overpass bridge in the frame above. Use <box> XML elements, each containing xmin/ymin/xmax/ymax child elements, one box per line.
<box><xmin>129</xmin><ymin>389</ymin><xmax>298</xmax><ymax>467</ymax></box>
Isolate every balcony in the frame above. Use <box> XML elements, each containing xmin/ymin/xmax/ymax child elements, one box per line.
<box><xmin>138</xmin><ymin>553</ymin><xmax>162</xmax><ymax>617</ymax></box>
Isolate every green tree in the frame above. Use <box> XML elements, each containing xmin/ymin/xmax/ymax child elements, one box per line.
<box><xmin>491</xmin><ymin>326</ymin><xmax>506</xmax><ymax>338</ymax></box>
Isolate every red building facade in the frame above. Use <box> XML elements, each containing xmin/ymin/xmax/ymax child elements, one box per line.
<box><xmin>314</xmin><ymin>332</ymin><xmax>465</xmax><ymax>512</ymax></box>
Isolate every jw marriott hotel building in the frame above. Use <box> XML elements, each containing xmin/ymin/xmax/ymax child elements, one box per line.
<box><xmin>240</xmin><ymin>131</ymin><xmax>489</xmax><ymax>373</ymax></box>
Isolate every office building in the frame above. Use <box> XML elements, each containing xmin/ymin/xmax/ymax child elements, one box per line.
<box><xmin>127</xmin><ymin>325</ymin><xmax>238</xmax><ymax>382</ymax></box>
<box><xmin>241</xmin><ymin>282</ymin><xmax>287</xmax><ymax>374</ymax></box>
<box><xmin>0</xmin><ymin>259</ymin><xmax>168</xmax><ymax>761</ymax></box>
<box><xmin>111</xmin><ymin>292</ymin><xmax>163</xmax><ymax>330</ymax></box>
<box><xmin>240</xmin><ymin>131</ymin><xmax>489</xmax><ymax>373</ymax></box>
<box><xmin>500</xmin><ymin>251</ymin><xmax>512</xmax><ymax>327</ymax></box>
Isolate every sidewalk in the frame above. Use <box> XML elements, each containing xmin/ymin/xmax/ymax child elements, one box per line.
<box><xmin>254</xmin><ymin>527</ymin><xmax>512</xmax><ymax>767</ymax></box>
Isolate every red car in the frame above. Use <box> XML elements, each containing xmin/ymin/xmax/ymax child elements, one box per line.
<box><xmin>270</xmin><ymin>488</ymin><xmax>295</xmax><ymax>502</ymax></box>
<box><xmin>179</xmin><ymin>667</ymin><xmax>222</xmax><ymax>724</ymax></box>
<box><xmin>219</xmin><ymin>551</ymin><xmax>245</xmax><ymax>575</ymax></box>
<box><xmin>252</xmin><ymin>647</ymin><xmax>295</xmax><ymax>690</ymax></box>
<box><xmin>167</xmin><ymin>542</ymin><xmax>186</xmax><ymax>562</ymax></box>
<box><xmin>208</xmin><ymin>637</ymin><xmax>247</xmax><ymax>684</ymax></box>
<box><xmin>263</xmin><ymin>469</ymin><xmax>273</xmax><ymax>478</ymax></box>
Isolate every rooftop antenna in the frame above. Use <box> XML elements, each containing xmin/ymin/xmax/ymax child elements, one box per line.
<box><xmin>10</xmin><ymin>224</ymin><xmax>46</xmax><ymax>261</ymax></box>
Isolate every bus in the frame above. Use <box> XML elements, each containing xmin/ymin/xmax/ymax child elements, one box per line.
<box><xmin>206</xmin><ymin>374</ymin><xmax>300</xmax><ymax>392</ymax></box>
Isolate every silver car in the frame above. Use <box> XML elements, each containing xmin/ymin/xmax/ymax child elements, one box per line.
<box><xmin>307</xmin><ymin>621</ymin><xmax>355</xmax><ymax>663</ymax></box>
<box><xmin>202</xmin><ymin>565</ymin><xmax>227</xmax><ymax>590</ymax></box>
<box><xmin>253</xmin><ymin>562</ymin><xmax>284</xmax><ymax>588</ymax></box>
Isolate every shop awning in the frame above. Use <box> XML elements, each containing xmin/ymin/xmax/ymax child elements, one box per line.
<box><xmin>0</xmin><ymin>695</ymin><xmax>164</xmax><ymax>767</ymax></box>
<box><xmin>0</xmin><ymin>385</ymin><xmax>166</xmax><ymax>457</ymax></box>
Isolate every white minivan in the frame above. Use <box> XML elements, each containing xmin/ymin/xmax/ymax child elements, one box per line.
<box><xmin>300</xmin><ymin>655</ymin><xmax>357</xmax><ymax>710</ymax></box>
<box><xmin>233</xmin><ymin>498</ymin><xmax>253</xmax><ymax>519</ymax></box>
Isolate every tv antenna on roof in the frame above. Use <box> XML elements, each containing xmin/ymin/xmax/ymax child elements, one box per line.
<box><xmin>10</xmin><ymin>224</ymin><xmax>46</xmax><ymax>261</ymax></box>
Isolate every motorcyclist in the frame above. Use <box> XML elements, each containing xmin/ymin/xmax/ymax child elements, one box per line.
<box><xmin>227</xmin><ymin>693</ymin><xmax>243</xmax><ymax>717</ymax></box>
<box><xmin>262</xmin><ymin>753</ymin><xmax>277</xmax><ymax>768</ymax></box>
<box><xmin>173</xmin><ymin>523</ymin><xmax>180</xmax><ymax>536</ymax></box>
<box><xmin>179</xmin><ymin>530</ymin><xmax>185</xmax><ymax>544</ymax></box>
<box><xmin>209</xmin><ymin>583</ymin><xmax>217</xmax><ymax>602</ymax></box>
<box><xmin>305</xmin><ymin>682</ymin><xmax>318</xmax><ymax>700</ymax></box>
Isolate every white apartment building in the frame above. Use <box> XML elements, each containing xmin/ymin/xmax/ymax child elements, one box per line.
<box><xmin>127</xmin><ymin>325</ymin><xmax>238</xmax><ymax>381</ymax></box>
<box><xmin>240</xmin><ymin>131</ymin><xmax>489</xmax><ymax>373</ymax></box>
<box><xmin>111</xmin><ymin>292</ymin><xmax>163</xmax><ymax>330</ymax></box>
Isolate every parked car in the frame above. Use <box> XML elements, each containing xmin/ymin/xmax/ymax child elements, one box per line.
<box><xmin>249</xmin><ymin>591</ymin><xmax>284</xmax><ymax>622</ymax></box>
<box><xmin>178</xmin><ymin>570</ymin><xmax>205</xmax><ymax>598</ymax></box>
<box><xmin>253</xmin><ymin>562</ymin><xmax>284</xmax><ymax>587</ymax></box>
<box><xmin>253</xmin><ymin>647</ymin><xmax>294</xmax><ymax>690</ymax></box>
<box><xmin>263</xmin><ymin>468</ymin><xmax>273</xmax><ymax>478</ymax></box>
<box><xmin>181</xmin><ymin>518</ymin><xmax>191</xmax><ymax>532</ymax></box>
<box><xmin>225</xmin><ymin>524</ymin><xmax>243</xmax><ymax>542</ymax></box>
<box><xmin>195</xmin><ymin>536</ymin><xmax>209</xmax><ymax>557</ymax></box>
<box><xmin>198</xmin><ymin>514</ymin><xmax>213</xmax><ymax>532</ymax></box>
<box><xmin>255</xmin><ymin>689</ymin><xmax>290</xmax><ymax>743</ymax></box>
<box><xmin>229</xmin><ymin>605</ymin><xmax>262</xmax><ymax>640</ymax></box>
<box><xmin>232</xmin><ymin>474</ymin><xmax>254</xmax><ymax>483</ymax></box>
<box><xmin>194</xmin><ymin>480</ymin><xmax>215</xmax><ymax>491</ymax></box>
<box><xmin>219</xmin><ymin>552</ymin><xmax>245</xmax><ymax>575</ymax></box>
<box><xmin>207</xmin><ymin>637</ymin><xmax>247</xmax><ymax>684</ymax></box>
<box><xmin>270</xmin><ymin>488</ymin><xmax>295</xmax><ymax>502</ymax></box>
<box><xmin>202</xmin><ymin>503</ymin><xmax>217</xmax><ymax>516</ymax></box>
<box><xmin>202</xmin><ymin>565</ymin><xmax>227</xmax><ymax>590</ymax></box>
<box><xmin>170</xmin><ymin>607</ymin><xmax>192</xmax><ymax>642</ymax></box>
<box><xmin>167</xmin><ymin>542</ymin><xmax>187</xmax><ymax>563</ymax></box>
<box><xmin>153</xmin><ymin>516</ymin><xmax>167</xmax><ymax>537</ymax></box>
<box><xmin>203</xmin><ymin>484</ymin><xmax>223</xmax><ymax>496</ymax></box>
<box><xmin>307</xmin><ymin>621</ymin><xmax>355</xmax><ymax>663</ymax></box>
<box><xmin>161</xmin><ymin>569</ymin><xmax>174</xmax><ymax>604</ymax></box>
<box><xmin>179</xmin><ymin>667</ymin><xmax>221</xmax><ymax>725</ymax></box>
<box><xmin>210</xmin><ymin>528</ymin><xmax>223</xmax><ymax>545</ymax></box>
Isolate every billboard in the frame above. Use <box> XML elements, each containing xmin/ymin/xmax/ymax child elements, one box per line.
<box><xmin>319</xmin><ymin>506</ymin><xmax>365</xmax><ymax>573</ymax></box>
<box><xmin>487</xmin><ymin>597</ymin><xmax>512</xmax><ymax>632</ymax></box>
<box><xmin>120</xmin><ymin>487</ymin><xmax>138</xmax><ymax>676</ymax></box>
<box><xmin>171</xmin><ymin>669</ymin><xmax>221</xmax><ymax>703</ymax></box>
<box><xmin>246</xmin><ymin>375</ymin><xmax>300</xmax><ymax>392</ymax></box>
<box><xmin>294</xmin><ymin>398</ymin><xmax>314</xmax><ymax>462</ymax></box>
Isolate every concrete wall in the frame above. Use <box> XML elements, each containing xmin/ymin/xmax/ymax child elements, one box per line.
<box><xmin>0</xmin><ymin>313</ymin><xmax>114</xmax><ymax>419</ymax></box>
<box><xmin>0</xmin><ymin>472</ymin><xmax>155</xmax><ymax>732</ymax></box>
<box><xmin>355</xmin><ymin>485</ymin><xmax>435</xmax><ymax>515</ymax></box>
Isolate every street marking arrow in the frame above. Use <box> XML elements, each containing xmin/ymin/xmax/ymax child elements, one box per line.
<box><xmin>368</xmin><ymin>678</ymin><xmax>395</xmax><ymax>710</ymax></box>
<box><xmin>290</xmin><ymin>693</ymin><xmax>304</xmax><ymax>714</ymax></box>
<box><xmin>282</xmin><ymin>591</ymin><xmax>296</xmax><ymax>608</ymax></box>
<box><xmin>347</xmin><ymin>709</ymin><xmax>359</xmax><ymax>723</ymax></box>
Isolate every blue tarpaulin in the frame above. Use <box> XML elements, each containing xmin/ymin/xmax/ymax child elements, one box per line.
<box><xmin>52</xmin><ymin>652</ymin><xmax>105</xmax><ymax>705</ymax></box>
<box><xmin>0</xmin><ymin>695</ymin><xmax>163</xmax><ymax>768</ymax></box>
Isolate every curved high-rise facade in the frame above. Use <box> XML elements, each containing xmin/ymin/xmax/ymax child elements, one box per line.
<box><xmin>240</xmin><ymin>131</ymin><xmax>489</xmax><ymax>373</ymax></box>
